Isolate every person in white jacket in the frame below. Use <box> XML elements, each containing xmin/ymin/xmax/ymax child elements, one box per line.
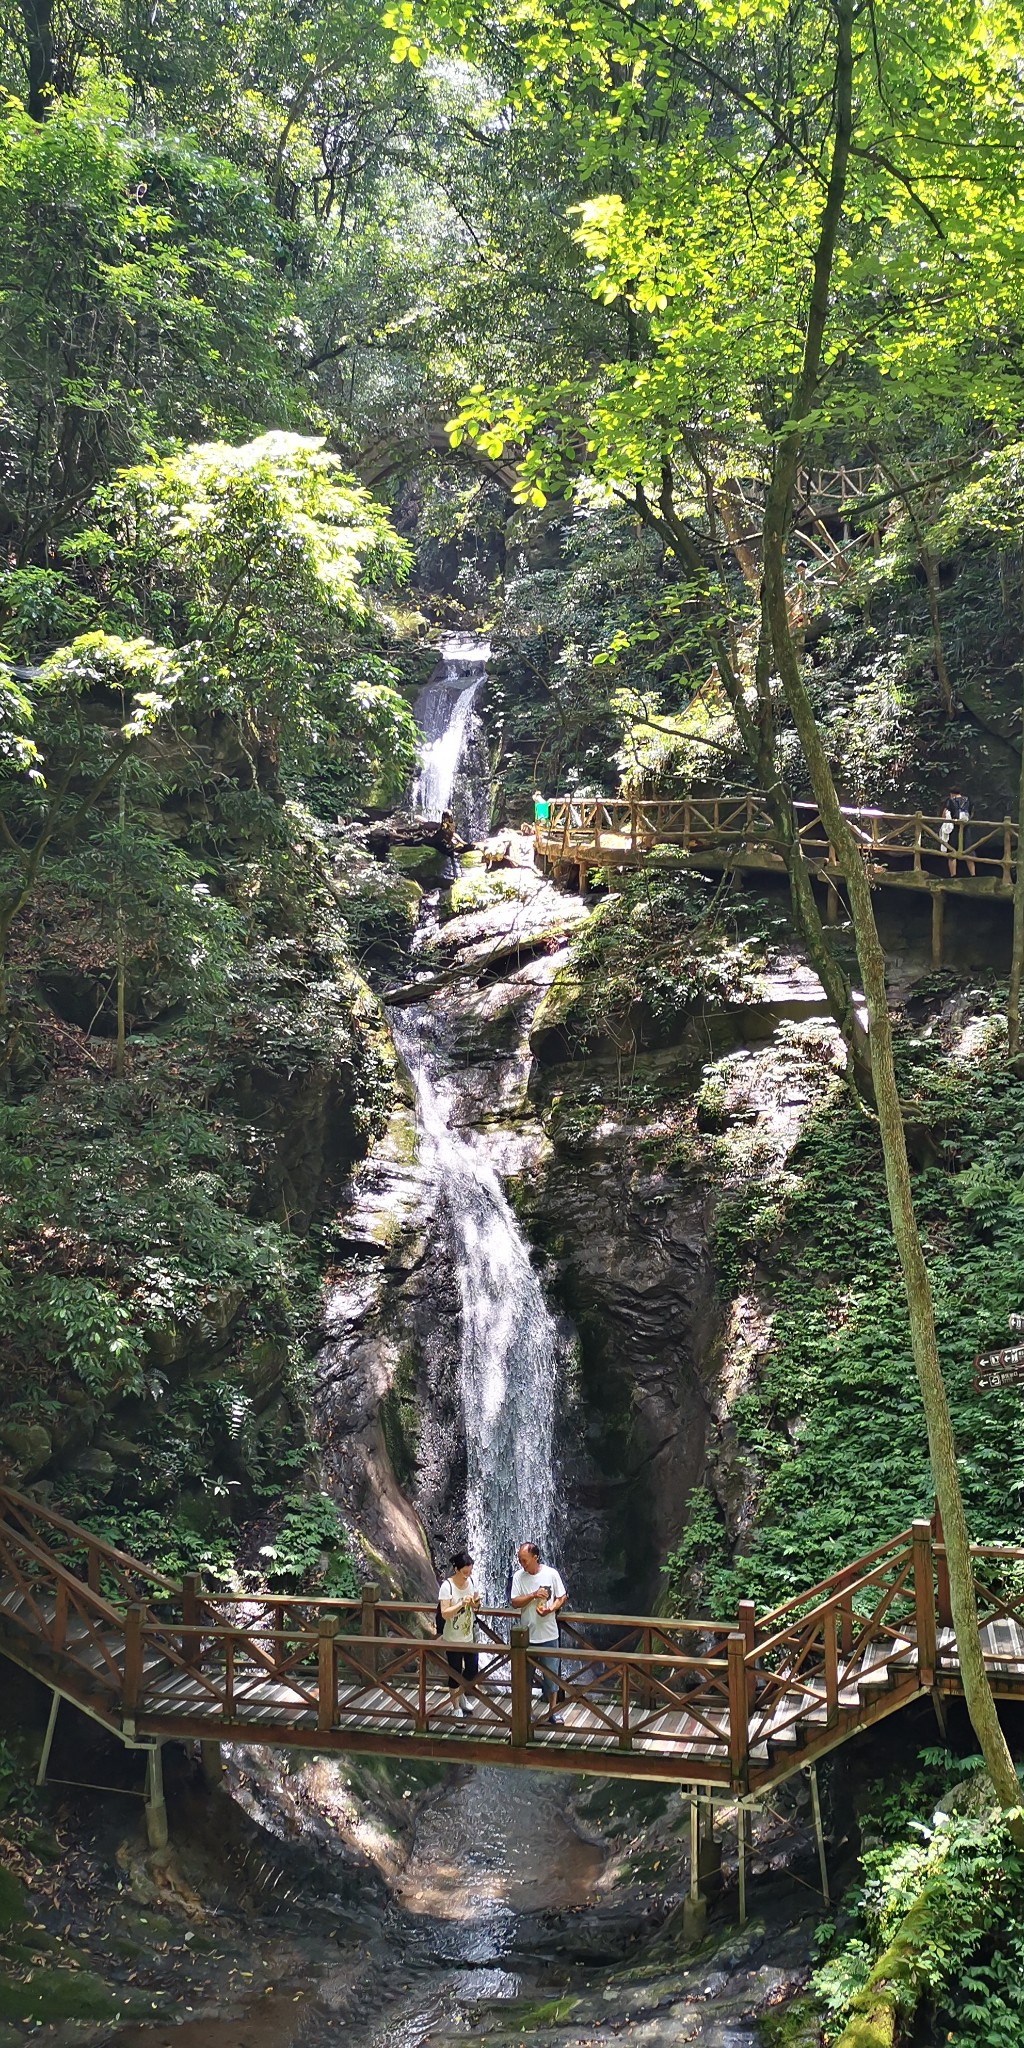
<box><xmin>510</xmin><ymin>1541</ymin><xmax>567</xmax><ymax>1726</ymax></box>
<box><xmin>438</xmin><ymin>1549</ymin><xmax>481</xmax><ymax>1716</ymax></box>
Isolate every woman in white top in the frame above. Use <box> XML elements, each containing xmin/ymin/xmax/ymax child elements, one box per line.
<box><xmin>438</xmin><ymin>1549</ymin><xmax>481</xmax><ymax>1717</ymax></box>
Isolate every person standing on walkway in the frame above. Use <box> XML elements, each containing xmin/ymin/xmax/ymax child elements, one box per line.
<box><xmin>438</xmin><ymin>1550</ymin><xmax>481</xmax><ymax>1717</ymax></box>
<box><xmin>940</xmin><ymin>788</ymin><xmax>975</xmax><ymax>877</ymax></box>
<box><xmin>533</xmin><ymin>790</ymin><xmax>550</xmax><ymax>825</ymax></box>
<box><xmin>510</xmin><ymin>1541</ymin><xmax>567</xmax><ymax>1726</ymax></box>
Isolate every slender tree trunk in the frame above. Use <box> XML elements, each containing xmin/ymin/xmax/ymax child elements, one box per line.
<box><xmin>758</xmin><ymin>0</ymin><xmax>1020</xmax><ymax>1815</ymax></box>
<box><xmin>635</xmin><ymin>480</ymin><xmax>873</xmax><ymax>1092</ymax></box>
<box><xmin>114</xmin><ymin>774</ymin><xmax>126</xmax><ymax>1079</ymax></box>
<box><xmin>767</xmin><ymin>578</ymin><xmax>1021</xmax><ymax>1813</ymax></box>
<box><xmin>20</xmin><ymin>0</ymin><xmax>56</xmax><ymax>119</ymax></box>
<box><xmin>1009</xmin><ymin>582</ymin><xmax>1024</xmax><ymax>1056</ymax></box>
<box><xmin>921</xmin><ymin>546</ymin><xmax>954</xmax><ymax>718</ymax></box>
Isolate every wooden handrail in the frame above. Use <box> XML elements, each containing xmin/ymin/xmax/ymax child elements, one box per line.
<box><xmin>537</xmin><ymin>794</ymin><xmax>1019</xmax><ymax>884</ymax></box>
<box><xmin>756</xmin><ymin>1529</ymin><xmax>915</xmax><ymax>1630</ymax></box>
<box><xmin>0</xmin><ymin>1485</ymin><xmax>179</xmax><ymax>1592</ymax></box>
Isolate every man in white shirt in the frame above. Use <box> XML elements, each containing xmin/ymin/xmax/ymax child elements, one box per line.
<box><xmin>510</xmin><ymin>1541</ymin><xmax>567</xmax><ymax>1726</ymax></box>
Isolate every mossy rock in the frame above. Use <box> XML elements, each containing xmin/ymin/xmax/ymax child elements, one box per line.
<box><xmin>388</xmin><ymin>844</ymin><xmax>450</xmax><ymax>885</ymax></box>
<box><xmin>440</xmin><ymin>870</ymin><xmax>531</xmax><ymax>920</ymax></box>
<box><xmin>0</xmin><ymin>1867</ymin><xmax>25</xmax><ymax>1930</ymax></box>
<box><xmin>0</xmin><ymin>1963</ymin><xmax>122</xmax><ymax>2024</ymax></box>
<box><xmin>332</xmin><ymin>856</ymin><xmax>423</xmax><ymax>949</ymax></box>
<box><xmin>759</xmin><ymin>1993</ymin><xmax>824</xmax><ymax>2045</ymax></box>
<box><xmin>527</xmin><ymin>960</ymin><xmax>582</xmax><ymax>1059</ymax></box>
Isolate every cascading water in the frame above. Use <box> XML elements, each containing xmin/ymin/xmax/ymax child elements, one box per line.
<box><xmin>411</xmin><ymin>633</ymin><xmax>491</xmax><ymax>840</ymax></box>
<box><xmin>398</xmin><ymin>631</ymin><xmax>559</xmax><ymax>1595</ymax></box>
<box><xmin>393</xmin><ymin>1016</ymin><xmax>556</xmax><ymax>1601</ymax></box>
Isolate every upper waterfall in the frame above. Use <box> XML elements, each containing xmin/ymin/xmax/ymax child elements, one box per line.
<box><xmin>411</xmin><ymin>634</ymin><xmax>491</xmax><ymax>840</ymax></box>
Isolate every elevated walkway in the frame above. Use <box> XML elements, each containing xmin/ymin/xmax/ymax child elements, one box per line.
<box><xmin>3</xmin><ymin>1488</ymin><xmax>1022</xmax><ymax>1797</ymax></box>
<box><xmin>535</xmin><ymin>797</ymin><xmax>1018</xmax><ymax>960</ymax></box>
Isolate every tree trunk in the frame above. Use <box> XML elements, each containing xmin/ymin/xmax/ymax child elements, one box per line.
<box><xmin>114</xmin><ymin>774</ymin><xmax>126</xmax><ymax>1079</ymax></box>
<box><xmin>20</xmin><ymin>0</ymin><xmax>56</xmax><ymax>119</ymax></box>
<box><xmin>1009</xmin><ymin>603</ymin><xmax>1024</xmax><ymax>1056</ymax></box>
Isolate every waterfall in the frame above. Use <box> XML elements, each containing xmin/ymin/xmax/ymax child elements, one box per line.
<box><xmin>395</xmin><ymin>630</ymin><xmax>559</xmax><ymax>1601</ymax></box>
<box><xmin>394</xmin><ymin>1021</ymin><xmax>556</xmax><ymax>1603</ymax></box>
<box><xmin>411</xmin><ymin>634</ymin><xmax>491</xmax><ymax>840</ymax></box>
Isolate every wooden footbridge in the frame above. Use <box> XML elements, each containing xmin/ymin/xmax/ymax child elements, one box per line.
<box><xmin>535</xmin><ymin>797</ymin><xmax>1019</xmax><ymax>959</ymax></box>
<box><xmin>4</xmin><ymin>1487</ymin><xmax>1024</xmax><ymax>1840</ymax></box>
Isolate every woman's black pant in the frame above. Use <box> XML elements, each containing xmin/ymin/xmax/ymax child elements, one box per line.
<box><xmin>446</xmin><ymin>1648</ymin><xmax>479</xmax><ymax>1690</ymax></box>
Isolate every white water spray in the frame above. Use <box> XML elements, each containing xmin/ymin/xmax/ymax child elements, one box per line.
<box><xmin>394</xmin><ymin>1025</ymin><xmax>557</xmax><ymax>1602</ymax></box>
<box><xmin>411</xmin><ymin>635</ymin><xmax>491</xmax><ymax>839</ymax></box>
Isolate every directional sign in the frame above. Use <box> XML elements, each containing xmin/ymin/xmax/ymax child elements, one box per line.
<box><xmin>975</xmin><ymin>1363</ymin><xmax>1024</xmax><ymax>1393</ymax></box>
<box><xmin>1010</xmin><ymin>1314</ymin><xmax>1024</xmax><ymax>1333</ymax></box>
<box><xmin>975</xmin><ymin>1343</ymin><xmax>1024</xmax><ymax>1375</ymax></box>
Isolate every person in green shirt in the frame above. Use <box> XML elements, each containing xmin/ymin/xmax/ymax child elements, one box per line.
<box><xmin>533</xmin><ymin>790</ymin><xmax>550</xmax><ymax>824</ymax></box>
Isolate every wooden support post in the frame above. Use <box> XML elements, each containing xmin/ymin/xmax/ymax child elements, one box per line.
<box><xmin>53</xmin><ymin>1581</ymin><xmax>68</xmax><ymax>1654</ymax></box>
<box><xmin>200</xmin><ymin>1740</ymin><xmax>223</xmax><ymax>1788</ymax></box>
<box><xmin>630</xmin><ymin>801</ymin><xmax>638</xmax><ymax>851</ymax></box>
<box><xmin>1003</xmin><ymin>816</ymin><xmax>1013</xmax><ymax>886</ymax></box>
<box><xmin>36</xmin><ymin>1690</ymin><xmax>59</xmax><ymax>1787</ymax></box>
<box><xmin>510</xmin><ymin>1626</ymin><xmax>530</xmax><ymax>1748</ymax></box>
<box><xmin>697</xmin><ymin>1795</ymin><xmax>722</xmax><ymax>1896</ymax></box>
<box><xmin>931</xmin><ymin>889</ymin><xmax>944</xmax><ymax>968</ymax></box>
<box><xmin>727</xmin><ymin>1633</ymin><xmax>749</xmax><ymax>1792</ymax></box>
<box><xmin>416</xmin><ymin>1647</ymin><xmax>428</xmax><ymax>1733</ymax></box>
<box><xmin>933</xmin><ymin>1504</ymin><xmax>953</xmax><ymax>1631</ymax></box>
<box><xmin>826</xmin><ymin>882</ymin><xmax>839</xmax><ymax>924</ymax></box>
<box><xmin>808</xmin><ymin>1765</ymin><xmax>829</xmax><ymax>1905</ymax></box>
<box><xmin>824</xmin><ymin>1603</ymin><xmax>839</xmax><ymax>1725</ymax></box>
<box><xmin>87</xmin><ymin>1550</ymin><xmax>100</xmax><ymax>1594</ymax></box>
<box><xmin>738</xmin><ymin>1599</ymin><xmax>756</xmax><ymax>1711</ymax></box>
<box><xmin>839</xmin><ymin>1587</ymin><xmax>853</xmax><ymax>1656</ymax></box>
<box><xmin>318</xmin><ymin>1616</ymin><xmax>338</xmax><ymax>1733</ymax></box>
<box><xmin>913</xmin><ymin>811</ymin><xmax>923</xmax><ymax>872</ymax></box>
<box><xmin>123</xmin><ymin>1603</ymin><xmax>144</xmax><ymax>1720</ymax></box>
<box><xmin>145</xmin><ymin>1745</ymin><xmax>168</xmax><ymax>1851</ymax></box>
<box><xmin>737</xmin><ymin>1800</ymin><xmax>748</xmax><ymax>1925</ymax></box>
<box><xmin>182</xmin><ymin>1572</ymin><xmax>199</xmax><ymax>1670</ymax></box>
<box><xmin>360</xmin><ymin>1581</ymin><xmax>379</xmax><ymax>1680</ymax></box>
<box><xmin>912</xmin><ymin>1518</ymin><xmax>937</xmax><ymax>1688</ymax></box>
<box><xmin>682</xmin><ymin>1791</ymin><xmax>708</xmax><ymax>1945</ymax></box>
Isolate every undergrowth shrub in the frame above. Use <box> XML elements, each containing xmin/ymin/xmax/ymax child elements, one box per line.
<box><xmin>667</xmin><ymin>1016</ymin><xmax>1024</xmax><ymax>1613</ymax></box>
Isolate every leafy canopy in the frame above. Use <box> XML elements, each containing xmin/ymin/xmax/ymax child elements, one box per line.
<box><xmin>72</xmin><ymin>433</ymin><xmax>418</xmax><ymax>793</ymax></box>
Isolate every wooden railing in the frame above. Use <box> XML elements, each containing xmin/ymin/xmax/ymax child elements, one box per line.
<box><xmin>3</xmin><ymin>1485</ymin><xmax>1024</xmax><ymax>1789</ymax></box>
<box><xmin>536</xmin><ymin>796</ymin><xmax>1018</xmax><ymax>887</ymax></box>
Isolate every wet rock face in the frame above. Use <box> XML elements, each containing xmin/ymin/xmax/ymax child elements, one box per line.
<box><xmin>516</xmin><ymin>1102</ymin><xmax>718</xmax><ymax>1610</ymax></box>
